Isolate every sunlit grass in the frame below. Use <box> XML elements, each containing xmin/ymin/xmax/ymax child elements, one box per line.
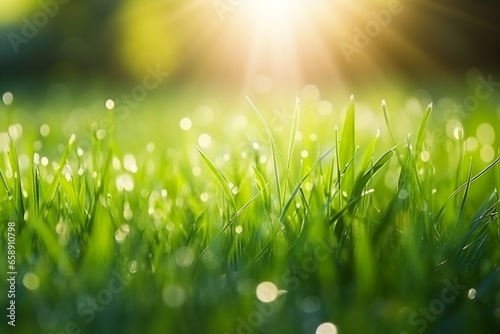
<box><xmin>0</xmin><ymin>92</ymin><xmax>499</xmax><ymax>334</ymax></box>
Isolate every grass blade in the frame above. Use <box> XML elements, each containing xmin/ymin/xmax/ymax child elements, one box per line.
<box><xmin>282</xmin><ymin>97</ymin><xmax>301</xmax><ymax>201</ymax></box>
<box><xmin>414</xmin><ymin>102</ymin><xmax>433</xmax><ymax>159</ymax></box>
<box><xmin>197</xmin><ymin>147</ymin><xmax>236</xmax><ymax>211</ymax></box>
<box><xmin>454</xmin><ymin>157</ymin><xmax>473</xmax><ymax>237</ymax></box>
<box><xmin>436</xmin><ymin>156</ymin><xmax>500</xmax><ymax>222</ymax></box>
<box><xmin>247</xmin><ymin>96</ymin><xmax>284</xmax><ymax>209</ymax></box>
<box><xmin>252</xmin><ymin>165</ymin><xmax>270</xmax><ymax>211</ymax></box>
<box><xmin>200</xmin><ymin>187</ymin><xmax>265</xmax><ymax>257</ymax></box>
<box><xmin>339</xmin><ymin>95</ymin><xmax>356</xmax><ymax>194</ymax></box>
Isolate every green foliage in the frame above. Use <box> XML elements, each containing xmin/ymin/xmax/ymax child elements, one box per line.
<box><xmin>0</xmin><ymin>95</ymin><xmax>499</xmax><ymax>334</ymax></box>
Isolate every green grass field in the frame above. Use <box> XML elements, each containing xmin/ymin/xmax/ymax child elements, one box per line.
<box><xmin>1</xmin><ymin>91</ymin><xmax>499</xmax><ymax>334</ymax></box>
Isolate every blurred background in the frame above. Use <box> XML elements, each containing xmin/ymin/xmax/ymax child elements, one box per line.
<box><xmin>1</xmin><ymin>0</ymin><xmax>500</xmax><ymax>103</ymax></box>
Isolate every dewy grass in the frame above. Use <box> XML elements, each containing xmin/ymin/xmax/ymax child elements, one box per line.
<box><xmin>0</xmin><ymin>96</ymin><xmax>499</xmax><ymax>334</ymax></box>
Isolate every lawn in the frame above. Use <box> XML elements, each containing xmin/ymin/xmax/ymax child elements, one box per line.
<box><xmin>1</xmin><ymin>88</ymin><xmax>499</xmax><ymax>334</ymax></box>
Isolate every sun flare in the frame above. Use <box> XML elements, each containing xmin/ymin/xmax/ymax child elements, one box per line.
<box><xmin>225</xmin><ymin>0</ymin><xmax>345</xmax><ymax>92</ymax></box>
<box><xmin>246</xmin><ymin>0</ymin><xmax>306</xmax><ymax>25</ymax></box>
<box><xmin>116</xmin><ymin>0</ymin><xmax>440</xmax><ymax>94</ymax></box>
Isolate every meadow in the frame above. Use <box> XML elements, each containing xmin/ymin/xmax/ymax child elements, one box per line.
<box><xmin>0</xmin><ymin>88</ymin><xmax>499</xmax><ymax>334</ymax></box>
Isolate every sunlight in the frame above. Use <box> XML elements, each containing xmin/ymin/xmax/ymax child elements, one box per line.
<box><xmin>229</xmin><ymin>0</ymin><xmax>341</xmax><ymax>92</ymax></box>
<box><xmin>247</xmin><ymin>0</ymin><xmax>306</xmax><ymax>25</ymax></box>
<box><xmin>0</xmin><ymin>0</ymin><xmax>35</xmax><ymax>24</ymax></box>
<box><xmin>115</xmin><ymin>0</ymin><xmax>440</xmax><ymax>94</ymax></box>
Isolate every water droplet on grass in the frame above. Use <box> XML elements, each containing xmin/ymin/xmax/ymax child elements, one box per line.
<box><xmin>480</xmin><ymin>145</ymin><xmax>495</xmax><ymax>163</ymax></box>
<box><xmin>175</xmin><ymin>247</ymin><xmax>195</xmax><ymax>268</ymax></box>
<box><xmin>23</xmin><ymin>272</ymin><xmax>40</xmax><ymax>290</ymax></box>
<box><xmin>123</xmin><ymin>202</ymin><xmax>133</xmax><ymax>220</ymax></box>
<box><xmin>123</xmin><ymin>154</ymin><xmax>138</xmax><ymax>173</ymax></box>
<box><xmin>180</xmin><ymin>117</ymin><xmax>192</xmax><ymax>131</ymax></box>
<box><xmin>2</xmin><ymin>92</ymin><xmax>13</xmax><ymax>106</ymax></box>
<box><xmin>398</xmin><ymin>189</ymin><xmax>409</xmax><ymax>200</ymax></box>
<box><xmin>317</xmin><ymin>100</ymin><xmax>332</xmax><ymax>116</ymax></box>
<box><xmin>200</xmin><ymin>192</ymin><xmax>209</xmax><ymax>202</ymax></box>
<box><xmin>116</xmin><ymin>173</ymin><xmax>134</xmax><ymax>192</ymax></box>
<box><xmin>105</xmin><ymin>99</ymin><xmax>115</xmax><ymax>110</ymax></box>
<box><xmin>40</xmin><ymin>124</ymin><xmax>50</xmax><ymax>137</ymax></box>
<box><xmin>256</xmin><ymin>281</ymin><xmax>278</xmax><ymax>303</ymax></box>
<box><xmin>192</xmin><ymin>166</ymin><xmax>201</xmax><ymax>176</ymax></box>
<box><xmin>8</xmin><ymin>124</ymin><xmax>23</xmax><ymax>141</ymax></box>
<box><xmin>420</xmin><ymin>151</ymin><xmax>430</xmax><ymax>162</ymax></box>
<box><xmin>129</xmin><ymin>261</ymin><xmax>138</xmax><ymax>273</ymax></box>
<box><xmin>465</xmin><ymin>137</ymin><xmax>478</xmax><ymax>152</ymax></box>
<box><xmin>163</xmin><ymin>285</ymin><xmax>185</xmax><ymax>308</ymax></box>
<box><xmin>300</xmin><ymin>296</ymin><xmax>321</xmax><ymax>313</ymax></box>
<box><xmin>96</xmin><ymin>129</ymin><xmax>106</xmax><ymax>140</ymax></box>
<box><xmin>316</xmin><ymin>322</ymin><xmax>338</xmax><ymax>334</ymax></box>
<box><xmin>476</xmin><ymin>123</ymin><xmax>495</xmax><ymax>145</ymax></box>
<box><xmin>198</xmin><ymin>133</ymin><xmax>212</xmax><ymax>148</ymax></box>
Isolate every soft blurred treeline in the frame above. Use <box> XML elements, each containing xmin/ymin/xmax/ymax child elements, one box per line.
<box><xmin>0</xmin><ymin>0</ymin><xmax>500</xmax><ymax>95</ymax></box>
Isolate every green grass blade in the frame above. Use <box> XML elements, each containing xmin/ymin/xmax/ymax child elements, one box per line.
<box><xmin>436</xmin><ymin>156</ymin><xmax>500</xmax><ymax>222</ymax></box>
<box><xmin>454</xmin><ymin>157</ymin><xmax>473</xmax><ymax>237</ymax></box>
<box><xmin>359</xmin><ymin>130</ymin><xmax>380</xmax><ymax>174</ymax></box>
<box><xmin>43</xmin><ymin>134</ymin><xmax>76</xmax><ymax>217</ymax></box>
<box><xmin>7</xmin><ymin>138</ymin><xmax>25</xmax><ymax>222</ymax></box>
<box><xmin>0</xmin><ymin>168</ymin><xmax>11</xmax><ymax>198</ymax></box>
<box><xmin>334</xmin><ymin>126</ymin><xmax>341</xmax><ymax>207</ymax></box>
<box><xmin>31</xmin><ymin>158</ymin><xmax>42</xmax><ymax>216</ymax></box>
<box><xmin>247</xmin><ymin>96</ymin><xmax>283</xmax><ymax>209</ymax></box>
<box><xmin>197</xmin><ymin>147</ymin><xmax>236</xmax><ymax>211</ymax></box>
<box><xmin>200</xmin><ymin>187</ymin><xmax>265</xmax><ymax>258</ymax></box>
<box><xmin>283</xmin><ymin>97</ymin><xmax>301</xmax><ymax>196</ymax></box>
<box><xmin>252</xmin><ymin>165</ymin><xmax>270</xmax><ymax>210</ymax></box>
<box><xmin>414</xmin><ymin>103</ymin><xmax>433</xmax><ymax>159</ymax></box>
<box><xmin>280</xmin><ymin>148</ymin><xmax>332</xmax><ymax>228</ymax></box>
<box><xmin>382</xmin><ymin>99</ymin><xmax>398</xmax><ymax>149</ymax></box>
<box><xmin>349</xmin><ymin>147</ymin><xmax>395</xmax><ymax>206</ymax></box>
<box><xmin>339</xmin><ymin>95</ymin><xmax>356</xmax><ymax>194</ymax></box>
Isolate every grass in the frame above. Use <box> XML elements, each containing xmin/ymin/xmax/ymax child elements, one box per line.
<box><xmin>0</xmin><ymin>92</ymin><xmax>499</xmax><ymax>334</ymax></box>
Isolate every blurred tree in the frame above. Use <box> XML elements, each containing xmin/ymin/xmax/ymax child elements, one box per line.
<box><xmin>115</xmin><ymin>0</ymin><xmax>183</xmax><ymax>81</ymax></box>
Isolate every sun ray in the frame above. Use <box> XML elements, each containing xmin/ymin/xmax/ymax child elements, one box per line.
<box><xmin>117</xmin><ymin>0</ymin><xmax>498</xmax><ymax>99</ymax></box>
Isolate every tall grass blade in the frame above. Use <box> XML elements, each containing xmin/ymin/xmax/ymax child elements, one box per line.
<box><xmin>252</xmin><ymin>165</ymin><xmax>270</xmax><ymax>211</ymax></box>
<box><xmin>200</xmin><ymin>188</ymin><xmax>264</xmax><ymax>257</ymax></box>
<box><xmin>283</xmin><ymin>97</ymin><xmax>301</xmax><ymax>200</ymax></box>
<box><xmin>43</xmin><ymin>134</ymin><xmax>76</xmax><ymax>217</ymax></box>
<box><xmin>247</xmin><ymin>96</ymin><xmax>284</xmax><ymax>209</ymax></box>
<box><xmin>349</xmin><ymin>147</ymin><xmax>395</xmax><ymax>206</ymax></box>
<box><xmin>197</xmin><ymin>147</ymin><xmax>236</xmax><ymax>211</ymax></box>
<box><xmin>382</xmin><ymin>99</ymin><xmax>399</xmax><ymax>150</ymax></box>
<box><xmin>414</xmin><ymin>103</ymin><xmax>433</xmax><ymax>159</ymax></box>
<box><xmin>7</xmin><ymin>138</ymin><xmax>25</xmax><ymax>222</ymax></box>
<box><xmin>339</xmin><ymin>95</ymin><xmax>356</xmax><ymax>193</ymax></box>
<box><xmin>454</xmin><ymin>157</ymin><xmax>473</xmax><ymax>237</ymax></box>
<box><xmin>436</xmin><ymin>156</ymin><xmax>500</xmax><ymax>222</ymax></box>
<box><xmin>0</xmin><ymin>168</ymin><xmax>11</xmax><ymax>198</ymax></box>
